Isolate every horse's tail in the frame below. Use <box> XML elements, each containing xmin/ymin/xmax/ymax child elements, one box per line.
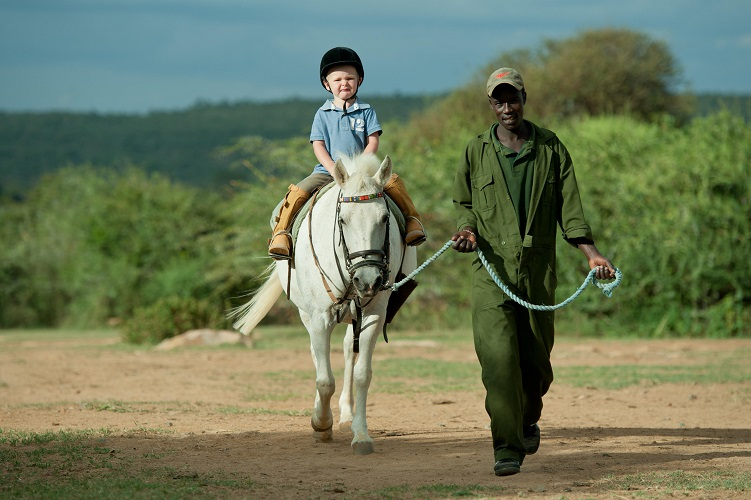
<box><xmin>228</xmin><ymin>264</ymin><xmax>283</xmax><ymax>335</ymax></box>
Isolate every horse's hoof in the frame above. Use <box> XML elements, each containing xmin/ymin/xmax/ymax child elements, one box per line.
<box><xmin>352</xmin><ymin>440</ymin><xmax>375</xmax><ymax>455</ymax></box>
<box><xmin>339</xmin><ymin>421</ymin><xmax>352</xmax><ymax>433</ymax></box>
<box><xmin>313</xmin><ymin>429</ymin><xmax>333</xmax><ymax>442</ymax></box>
<box><xmin>311</xmin><ymin>418</ymin><xmax>333</xmax><ymax>442</ymax></box>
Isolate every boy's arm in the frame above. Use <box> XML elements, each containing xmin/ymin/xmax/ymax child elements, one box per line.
<box><xmin>312</xmin><ymin>140</ymin><xmax>336</xmax><ymax>175</ymax></box>
<box><xmin>364</xmin><ymin>132</ymin><xmax>379</xmax><ymax>155</ymax></box>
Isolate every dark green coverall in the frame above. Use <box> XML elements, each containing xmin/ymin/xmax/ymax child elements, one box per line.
<box><xmin>453</xmin><ymin>121</ymin><xmax>594</xmax><ymax>465</ymax></box>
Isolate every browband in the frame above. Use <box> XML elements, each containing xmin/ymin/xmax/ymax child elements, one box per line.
<box><xmin>339</xmin><ymin>192</ymin><xmax>385</xmax><ymax>203</ymax></box>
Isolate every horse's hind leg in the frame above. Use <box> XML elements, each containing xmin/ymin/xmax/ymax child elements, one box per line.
<box><xmin>338</xmin><ymin>325</ymin><xmax>356</xmax><ymax>433</ymax></box>
<box><xmin>301</xmin><ymin>311</ymin><xmax>335</xmax><ymax>442</ymax></box>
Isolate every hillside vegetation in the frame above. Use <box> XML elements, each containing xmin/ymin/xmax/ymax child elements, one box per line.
<box><xmin>1</xmin><ymin>28</ymin><xmax>749</xmax><ymax>338</ymax></box>
<box><xmin>0</xmin><ymin>95</ymin><xmax>441</xmax><ymax>197</ymax></box>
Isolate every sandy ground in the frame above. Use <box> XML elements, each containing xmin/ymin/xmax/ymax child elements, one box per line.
<box><xmin>1</xmin><ymin>331</ymin><xmax>750</xmax><ymax>499</ymax></box>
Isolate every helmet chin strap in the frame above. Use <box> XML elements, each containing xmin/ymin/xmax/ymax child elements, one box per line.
<box><xmin>342</xmin><ymin>93</ymin><xmax>356</xmax><ymax>115</ymax></box>
<box><xmin>324</xmin><ymin>85</ymin><xmax>356</xmax><ymax>115</ymax></box>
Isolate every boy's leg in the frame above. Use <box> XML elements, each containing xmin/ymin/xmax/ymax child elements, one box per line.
<box><xmin>268</xmin><ymin>174</ymin><xmax>332</xmax><ymax>260</ymax></box>
<box><xmin>268</xmin><ymin>184</ymin><xmax>311</xmax><ymax>260</ymax></box>
<box><xmin>383</xmin><ymin>173</ymin><xmax>427</xmax><ymax>246</ymax></box>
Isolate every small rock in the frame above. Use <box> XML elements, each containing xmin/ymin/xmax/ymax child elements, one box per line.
<box><xmin>154</xmin><ymin>329</ymin><xmax>253</xmax><ymax>350</ymax></box>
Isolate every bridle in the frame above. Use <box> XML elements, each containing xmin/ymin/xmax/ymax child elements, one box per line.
<box><xmin>335</xmin><ymin>190</ymin><xmax>391</xmax><ymax>289</ymax></box>
<box><xmin>306</xmin><ymin>187</ymin><xmax>392</xmax><ymax>353</ymax></box>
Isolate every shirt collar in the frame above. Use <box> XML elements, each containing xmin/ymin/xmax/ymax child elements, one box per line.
<box><xmin>319</xmin><ymin>97</ymin><xmax>369</xmax><ymax>112</ymax></box>
<box><xmin>490</xmin><ymin>121</ymin><xmax>536</xmax><ymax>156</ymax></box>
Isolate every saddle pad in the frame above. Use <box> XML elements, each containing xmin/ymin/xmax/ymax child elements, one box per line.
<box><xmin>269</xmin><ymin>184</ymin><xmax>406</xmax><ymax>243</ymax></box>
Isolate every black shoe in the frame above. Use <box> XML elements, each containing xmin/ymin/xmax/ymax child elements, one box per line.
<box><xmin>523</xmin><ymin>423</ymin><xmax>540</xmax><ymax>455</ymax></box>
<box><xmin>494</xmin><ymin>458</ymin><xmax>521</xmax><ymax>476</ymax></box>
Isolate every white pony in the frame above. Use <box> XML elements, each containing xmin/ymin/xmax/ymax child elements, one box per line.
<box><xmin>232</xmin><ymin>153</ymin><xmax>417</xmax><ymax>455</ymax></box>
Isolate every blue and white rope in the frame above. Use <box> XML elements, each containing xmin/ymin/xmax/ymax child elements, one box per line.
<box><xmin>391</xmin><ymin>239</ymin><xmax>622</xmax><ymax>311</ymax></box>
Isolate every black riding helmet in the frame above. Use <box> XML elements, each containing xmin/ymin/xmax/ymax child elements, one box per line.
<box><xmin>319</xmin><ymin>47</ymin><xmax>364</xmax><ymax>90</ymax></box>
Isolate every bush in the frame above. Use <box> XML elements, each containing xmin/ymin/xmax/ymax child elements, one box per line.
<box><xmin>0</xmin><ymin>166</ymin><xmax>227</xmax><ymax>327</ymax></box>
<box><xmin>121</xmin><ymin>296</ymin><xmax>228</xmax><ymax>345</ymax></box>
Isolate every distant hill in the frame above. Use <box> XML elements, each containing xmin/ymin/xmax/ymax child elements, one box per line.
<box><xmin>0</xmin><ymin>94</ymin><xmax>442</xmax><ymax>198</ymax></box>
<box><xmin>1</xmin><ymin>92</ymin><xmax>748</xmax><ymax>198</ymax></box>
<box><xmin>692</xmin><ymin>93</ymin><xmax>751</xmax><ymax>120</ymax></box>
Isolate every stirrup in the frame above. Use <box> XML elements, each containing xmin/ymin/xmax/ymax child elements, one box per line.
<box><xmin>268</xmin><ymin>230</ymin><xmax>293</xmax><ymax>260</ymax></box>
<box><xmin>404</xmin><ymin>216</ymin><xmax>427</xmax><ymax>246</ymax></box>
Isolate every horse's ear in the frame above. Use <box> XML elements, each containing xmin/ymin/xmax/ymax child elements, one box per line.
<box><xmin>375</xmin><ymin>155</ymin><xmax>392</xmax><ymax>187</ymax></box>
<box><xmin>332</xmin><ymin>159</ymin><xmax>349</xmax><ymax>186</ymax></box>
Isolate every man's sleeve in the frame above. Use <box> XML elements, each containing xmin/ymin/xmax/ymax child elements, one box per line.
<box><xmin>557</xmin><ymin>142</ymin><xmax>594</xmax><ymax>244</ymax></box>
<box><xmin>453</xmin><ymin>144</ymin><xmax>477</xmax><ymax>231</ymax></box>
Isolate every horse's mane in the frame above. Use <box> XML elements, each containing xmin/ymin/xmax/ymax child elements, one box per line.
<box><xmin>338</xmin><ymin>152</ymin><xmax>381</xmax><ymax>176</ymax></box>
<box><xmin>337</xmin><ymin>153</ymin><xmax>383</xmax><ymax>192</ymax></box>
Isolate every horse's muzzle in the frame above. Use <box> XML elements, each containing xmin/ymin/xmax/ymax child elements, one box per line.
<box><xmin>353</xmin><ymin>272</ymin><xmax>383</xmax><ymax>298</ymax></box>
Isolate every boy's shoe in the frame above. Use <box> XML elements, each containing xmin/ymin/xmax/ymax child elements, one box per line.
<box><xmin>404</xmin><ymin>217</ymin><xmax>427</xmax><ymax>246</ymax></box>
<box><xmin>494</xmin><ymin>458</ymin><xmax>521</xmax><ymax>476</ymax></box>
<box><xmin>523</xmin><ymin>423</ymin><xmax>540</xmax><ymax>455</ymax></box>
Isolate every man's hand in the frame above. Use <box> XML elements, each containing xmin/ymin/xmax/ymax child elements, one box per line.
<box><xmin>451</xmin><ymin>228</ymin><xmax>477</xmax><ymax>253</ymax></box>
<box><xmin>577</xmin><ymin>242</ymin><xmax>616</xmax><ymax>280</ymax></box>
<box><xmin>590</xmin><ymin>257</ymin><xmax>617</xmax><ymax>280</ymax></box>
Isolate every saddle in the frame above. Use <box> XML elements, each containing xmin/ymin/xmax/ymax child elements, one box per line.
<box><xmin>268</xmin><ymin>183</ymin><xmax>407</xmax><ymax>243</ymax></box>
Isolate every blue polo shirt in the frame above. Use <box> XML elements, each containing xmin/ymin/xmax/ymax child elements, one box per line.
<box><xmin>309</xmin><ymin>98</ymin><xmax>382</xmax><ymax>175</ymax></box>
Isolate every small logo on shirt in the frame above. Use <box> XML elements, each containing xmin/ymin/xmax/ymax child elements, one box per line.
<box><xmin>350</xmin><ymin>118</ymin><xmax>365</xmax><ymax>133</ymax></box>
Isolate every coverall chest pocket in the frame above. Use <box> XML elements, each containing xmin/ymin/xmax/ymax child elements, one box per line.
<box><xmin>472</xmin><ymin>174</ymin><xmax>496</xmax><ymax>211</ymax></box>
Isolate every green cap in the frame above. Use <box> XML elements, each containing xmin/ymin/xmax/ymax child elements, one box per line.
<box><xmin>486</xmin><ymin>67</ymin><xmax>524</xmax><ymax>96</ymax></box>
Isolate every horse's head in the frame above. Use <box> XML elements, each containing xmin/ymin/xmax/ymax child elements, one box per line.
<box><xmin>332</xmin><ymin>154</ymin><xmax>393</xmax><ymax>298</ymax></box>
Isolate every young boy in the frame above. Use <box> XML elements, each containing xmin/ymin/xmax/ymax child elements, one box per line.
<box><xmin>268</xmin><ymin>47</ymin><xmax>426</xmax><ymax>260</ymax></box>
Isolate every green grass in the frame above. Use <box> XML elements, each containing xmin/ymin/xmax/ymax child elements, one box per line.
<box><xmin>374</xmin><ymin>358</ymin><xmax>481</xmax><ymax>394</ymax></box>
<box><xmin>0</xmin><ymin>428</ymin><xmax>260</xmax><ymax>499</ymax></box>
<box><xmin>257</xmin><ymin>341</ymin><xmax>749</xmax><ymax>394</ymax></box>
<box><xmin>600</xmin><ymin>470</ymin><xmax>751</xmax><ymax>494</ymax></box>
<box><xmin>0</xmin><ymin>428</ymin><xmax>114</xmax><ymax>446</ymax></box>
<box><xmin>1</xmin><ymin>468</ymin><xmax>259</xmax><ymax>500</ymax></box>
<box><xmin>217</xmin><ymin>405</ymin><xmax>309</xmax><ymax>417</ymax></box>
<box><xmin>556</xmin><ymin>361</ymin><xmax>751</xmax><ymax>390</ymax></box>
<box><xmin>370</xmin><ymin>483</ymin><xmax>509</xmax><ymax>499</ymax></box>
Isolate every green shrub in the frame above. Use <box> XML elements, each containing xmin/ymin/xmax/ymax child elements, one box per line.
<box><xmin>121</xmin><ymin>296</ymin><xmax>228</xmax><ymax>345</ymax></box>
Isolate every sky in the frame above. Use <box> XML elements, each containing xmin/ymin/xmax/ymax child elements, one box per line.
<box><xmin>1</xmin><ymin>0</ymin><xmax>750</xmax><ymax>114</ymax></box>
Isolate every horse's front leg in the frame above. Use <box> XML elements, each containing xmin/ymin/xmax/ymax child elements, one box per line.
<box><xmin>349</xmin><ymin>312</ymin><xmax>386</xmax><ymax>455</ymax></box>
<box><xmin>338</xmin><ymin>325</ymin><xmax>356</xmax><ymax>432</ymax></box>
<box><xmin>300</xmin><ymin>310</ymin><xmax>336</xmax><ymax>442</ymax></box>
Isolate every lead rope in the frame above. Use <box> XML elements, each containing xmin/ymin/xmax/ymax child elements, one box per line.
<box><xmin>391</xmin><ymin>239</ymin><xmax>622</xmax><ymax>311</ymax></box>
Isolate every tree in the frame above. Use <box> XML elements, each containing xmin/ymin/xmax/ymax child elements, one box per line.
<box><xmin>507</xmin><ymin>28</ymin><xmax>686</xmax><ymax>120</ymax></box>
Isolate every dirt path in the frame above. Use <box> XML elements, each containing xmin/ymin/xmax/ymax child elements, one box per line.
<box><xmin>1</xmin><ymin>332</ymin><xmax>750</xmax><ymax>499</ymax></box>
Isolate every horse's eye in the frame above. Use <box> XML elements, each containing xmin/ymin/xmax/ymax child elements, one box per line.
<box><xmin>338</xmin><ymin>217</ymin><xmax>346</xmax><ymax>226</ymax></box>
<box><xmin>381</xmin><ymin>214</ymin><xmax>389</xmax><ymax>224</ymax></box>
